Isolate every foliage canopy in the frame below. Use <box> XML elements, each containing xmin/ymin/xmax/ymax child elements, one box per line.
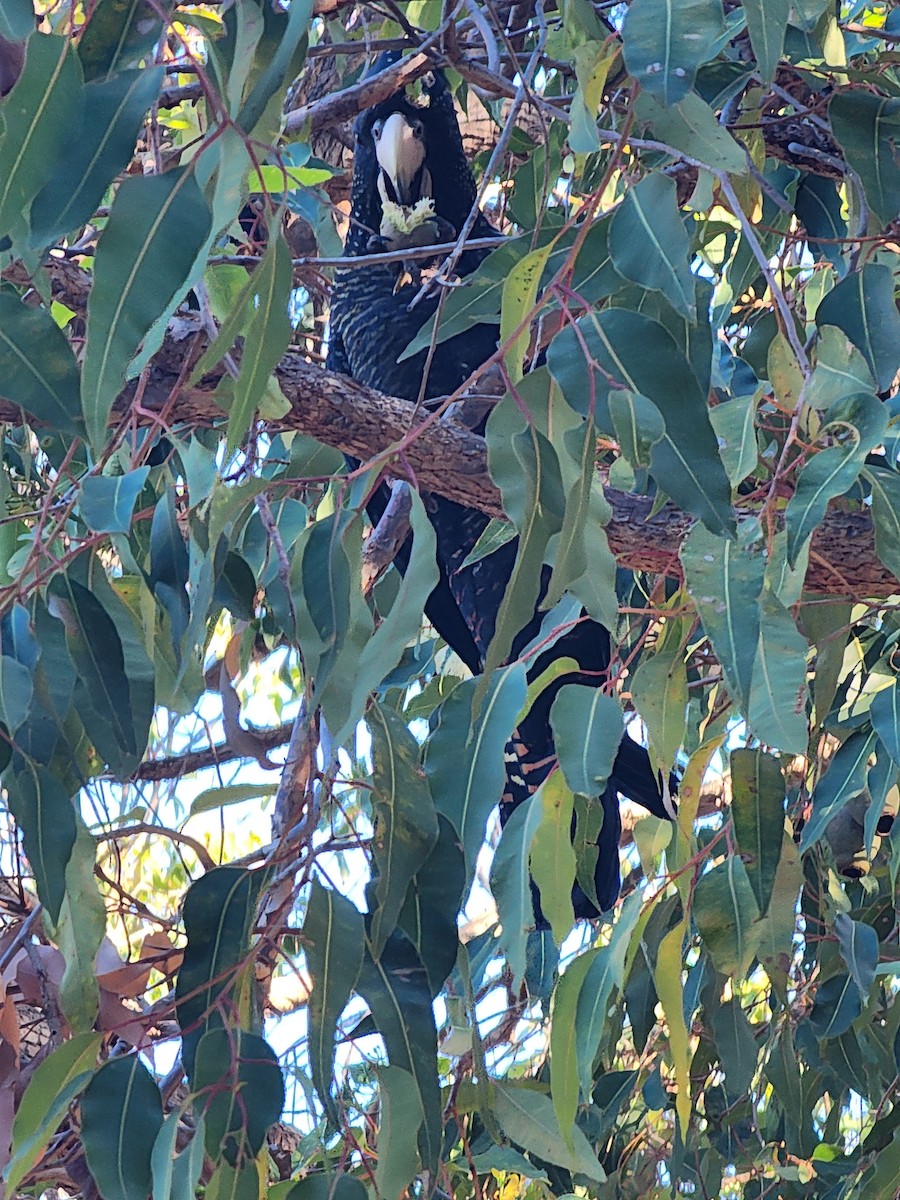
<box><xmin>0</xmin><ymin>2</ymin><xmax>898</xmax><ymax>1199</ymax></box>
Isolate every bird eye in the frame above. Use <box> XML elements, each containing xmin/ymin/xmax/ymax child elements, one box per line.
<box><xmin>372</xmin><ymin>119</ymin><xmax>383</xmax><ymax>142</ymax></box>
<box><xmin>411</xmin><ymin>119</ymin><xmax>424</xmax><ymax>140</ymax></box>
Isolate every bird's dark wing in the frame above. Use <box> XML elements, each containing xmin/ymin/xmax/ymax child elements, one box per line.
<box><xmin>326</xmin><ymin>58</ymin><xmax>673</xmax><ymax>927</ymax></box>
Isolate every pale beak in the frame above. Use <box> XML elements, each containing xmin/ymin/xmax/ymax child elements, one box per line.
<box><xmin>375</xmin><ymin>112</ymin><xmax>428</xmax><ymax>206</ymax></box>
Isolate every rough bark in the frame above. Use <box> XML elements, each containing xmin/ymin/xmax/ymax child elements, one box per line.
<box><xmin>3</xmin><ymin>262</ymin><xmax>896</xmax><ymax>600</ymax></box>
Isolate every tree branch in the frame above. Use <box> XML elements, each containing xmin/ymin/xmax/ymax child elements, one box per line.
<box><xmin>3</xmin><ymin>261</ymin><xmax>897</xmax><ymax>600</ymax></box>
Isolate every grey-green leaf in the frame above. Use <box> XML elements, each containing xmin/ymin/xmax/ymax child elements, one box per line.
<box><xmin>29</xmin><ymin>66</ymin><xmax>163</xmax><ymax>248</ymax></box>
<box><xmin>829</xmin><ymin>91</ymin><xmax>900</xmax><ymax>225</ymax></box>
<box><xmin>82</xmin><ymin>168</ymin><xmax>212</xmax><ymax>448</ymax></box>
<box><xmin>82</xmin><ymin>1057</ymin><xmax>164</xmax><ymax>1200</ymax></box>
<box><xmin>730</xmin><ymin>748</ymin><xmax>785</xmax><ymax>914</ymax></box>
<box><xmin>80</xmin><ymin>469</ymin><xmax>150</xmax><ymax>534</ymax></box>
<box><xmin>815</xmin><ymin>265</ymin><xmax>900</xmax><ymax>391</ymax></box>
<box><xmin>0</xmin><ymin>292</ymin><xmax>83</xmax><ymax>434</ymax></box>
<box><xmin>424</xmin><ymin>665</ymin><xmax>527</xmax><ymax>883</ymax></box>
<box><xmin>693</xmin><ymin>856</ymin><xmax>762</xmax><ymax>978</ymax></box>
<box><xmin>367</xmin><ymin>703</ymin><xmax>438</xmax><ymax>959</ymax></box>
<box><xmin>0</xmin><ymin>33</ymin><xmax>82</xmax><ymax>238</ymax></box>
<box><xmin>492</xmin><ymin>1083</ymin><xmax>605</xmax><ymax>1182</ymax></box>
<box><xmin>610</xmin><ymin>174</ymin><xmax>695</xmax><ymax>318</ymax></box>
<box><xmin>863</xmin><ymin>465</ymin><xmax>900</xmax><ymax>584</ymax></box>
<box><xmin>743</xmin><ymin>0</ymin><xmax>789</xmax><ymax>82</ymax></box>
<box><xmin>303</xmin><ymin>879</ymin><xmax>364</xmax><ymax>1126</ymax></box>
<box><xmin>550</xmin><ymin>683</ymin><xmax>622</xmax><ymax>797</ymax></box>
<box><xmin>621</xmin><ymin>0</ymin><xmax>726</xmax><ymax>107</ymax></box>
<box><xmin>833</xmin><ymin>911</ymin><xmax>878</xmax><ymax>1005</ymax></box>
<box><xmin>356</xmin><ymin>930</ymin><xmax>441</xmax><ymax>1175</ymax></box>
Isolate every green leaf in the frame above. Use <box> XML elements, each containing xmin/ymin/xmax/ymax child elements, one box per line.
<box><xmin>748</xmin><ymin>590</ymin><xmax>809</xmax><ymax>755</ymax></box>
<box><xmin>809</xmin><ymin>325</ymin><xmax>875</xmax><ymax>409</ymax></box>
<box><xmin>423</xmin><ymin>665</ymin><xmax>527</xmax><ymax>883</ymax></box>
<box><xmin>753</xmin><ymin>830</ymin><xmax>802</xmax><ymax>993</ymax></box>
<box><xmin>397</xmin><ymin>814</ymin><xmax>465</xmax><ymax>997</ymax></box>
<box><xmin>151</xmin><ymin>1112</ymin><xmax>206</xmax><ymax>1200</ymax></box>
<box><xmin>204</xmin><ymin>1160</ymin><xmax>260</xmax><ymax>1200</ymax></box>
<box><xmin>609</xmin><ymin>390</ymin><xmax>665</xmax><ymax>470</ymax></box>
<box><xmin>367</xmin><ymin>703</ymin><xmax>438</xmax><ymax>958</ymax></box>
<box><xmin>190</xmin><ymin>783</ymin><xmax>277</xmax><ymax>816</ymax></box>
<box><xmin>786</xmin><ymin>392</ymin><xmax>887</xmax><ymax>564</ymax></box>
<box><xmin>863</xmin><ymin>465</ymin><xmax>900</xmax><ymax>583</ymax></box>
<box><xmin>227</xmin><ymin>228</ymin><xmax>293</xmax><ymax>450</ymax></box>
<box><xmin>550</xmin><ymin>310</ymin><xmax>734</xmax><ymax>535</ymax></box>
<box><xmin>6</xmin><ymin>763</ymin><xmax>76</xmax><ymax>922</ymax></box>
<box><xmin>0</xmin><ymin>654</ymin><xmax>31</xmax><ymax>732</ymax></box>
<box><xmin>693</xmin><ymin>856</ymin><xmax>762</xmax><ymax>978</ymax></box>
<box><xmin>294</xmin><ymin>491</ymin><xmax>438</xmax><ymax>744</ymax></box>
<box><xmin>501</xmin><ymin>241</ymin><xmax>553</xmax><ymax>382</ymax></box>
<box><xmin>529</xmin><ymin>772</ymin><xmax>576</xmax><ymax>945</ymax></box>
<box><xmin>149</xmin><ymin>488</ymin><xmax>190</xmax><ymax>650</ymax></box>
<box><xmin>356</xmin><ymin>930</ymin><xmax>440</xmax><ymax>1175</ymax></box>
<box><xmin>815</xmin><ymin>266</ymin><xmax>900</xmax><ymax>391</ymax></box>
<box><xmin>82</xmin><ymin>1057</ymin><xmax>164</xmax><ymax>1200</ymax></box>
<box><xmin>871</xmin><ymin>682</ymin><xmax>900</xmax><ymax>769</ymax></box>
<box><xmin>175</xmin><ymin>866</ymin><xmax>263</xmax><ymax>1080</ymax></box>
<box><xmin>681</xmin><ymin>522</ymin><xmax>763</xmax><ymax>711</ymax></box>
<box><xmin>481</xmin><ymin>401</ymin><xmax>566</xmax><ymax>684</ymax></box>
<box><xmin>0</xmin><ymin>293</ymin><xmax>83</xmax><ymax>433</ymax></box>
<box><xmin>82</xmin><ymin>168</ymin><xmax>212</xmax><ymax>448</ymax></box>
<box><xmin>609</xmin><ymin>175</ymin><xmax>695</xmax><ymax>319</ymax></box>
<box><xmin>80</xmin><ymin>469</ymin><xmax>150</xmax><ymax>534</ymax></box>
<box><xmin>809</xmin><ymin>973</ymin><xmax>861</xmax><ymax>1040</ymax></box>
<box><xmin>652</xmin><ymin>921</ymin><xmax>691</xmax><ymax>1135</ymax></box>
<box><xmin>709</xmin><ymin>395</ymin><xmax>758</xmax><ymax>486</ymax></box>
<box><xmin>0</xmin><ymin>34</ymin><xmax>82</xmax><ymax>238</ymax></box>
<box><xmin>54</xmin><ymin>817</ymin><xmax>106</xmax><ymax>1029</ymax></box>
<box><xmin>490</xmin><ymin>791</ymin><xmax>544</xmax><ymax>986</ymax></box>
<box><xmin>621</xmin><ymin>0</ymin><xmax>726</xmax><ymax>107</ymax></box>
<box><xmin>743</xmin><ymin>0</ymin><xmax>789</xmax><ymax>82</ymax></box>
<box><xmin>0</xmin><ymin>0</ymin><xmax>35</xmax><ymax>40</ymax></box>
<box><xmin>630</xmin><ymin>646</ymin><xmax>688</xmax><ymax>765</ymax></box>
<box><xmin>49</xmin><ymin>575</ymin><xmax>140</xmax><ymax>772</ymax></box>
<box><xmin>549</xmin><ymin>683</ymin><xmax>622</xmax><ymax>797</ymax></box>
<box><xmin>829</xmin><ymin>91</ymin><xmax>900</xmax><ymax>225</ymax></box>
<box><xmin>543</xmin><ymin>419</ymin><xmax>597</xmax><ymax>610</ymax></box>
<box><xmin>549</xmin><ymin>943</ymin><xmax>599</xmax><ymax>1145</ymax></box>
<box><xmin>399</xmin><ymin>240</ymin><xmax>523</xmax><ymax>362</ymax></box>
<box><xmin>572</xmin><ymin>890</ymin><xmax>646</xmax><ymax>1096</ymax></box>
<box><xmin>635</xmin><ymin>90</ymin><xmax>747</xmax><ymax>172</ymax></box>
<box><xmin>374</xmin><ymin>1066</ymin><xmax>423</xmax><ymax>1200</ymax></box>
<box><xmin>730</xmin><ymin>749</ymin><xmax>786</xmax><ymax>917</ymax></box>
<box><xmin>303</xmin><ymin>880</ymin><xmax>364</xmax><ymax>1127</ymax></box>
<box><xmin>795</xmin><ymin>175</ymin><xmax>846</xmax><ymax>272</ymax></box>
<box><xmin>278</xmin><ymin>1176</ymin><xmax>366</xmax><ymax>1200</ymax></box>
<box><xmin>235</xmin><ymin>0</ymin><xmax>313</xmax><ymax>137</ymax></box>
<box><xmin>194</xmin><ymin>1028</ymin><xmax>284</xmax><ymax>1164</ymax></box>
<box><xmin>5</xmin><ymin>1033</ymin><xmax>100</xmax><ymax>1194</ymax></box>
<box><xmin>346</xmin><ymin>491</ymin><xmax>439</xmax><ymax>740</ymax></box>
<box><xmin>29</xmin><ymin>66</ymin><xmax>164</xmax><ymax>247</ymax></box>
<box><xmin>711</xmin><ymin>998</ymin><xmax>758</xmax><ymax>1098</ymax></box>
<box><xmin>492</xmin><ymin>1083</ymin><xmax>605</xmax><ymax>1182</ymax></box>
<box><xmin>800</xmin><ymin>729</ymin><xmax>876</xmax><ymax>852</ymax></box>
<box><xmin>833</xmin><ymin>911</ymin><xmax>878</xmax><ymax>1006</ymax></box>
<box><xmin>78</xmin><ymin>0</ymin><xmax>172</xmax><ymax>80</ymax></box>
<box><xmin>460</xmin><ymin>517</ymin><xmax>516</xmax><ymax>568</ymax></box>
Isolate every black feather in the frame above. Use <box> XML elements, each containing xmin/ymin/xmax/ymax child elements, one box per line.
<box><xmin>327</xmin><ymin>58</ymin><xmax>674</xmax><ymax>928</ymax></box>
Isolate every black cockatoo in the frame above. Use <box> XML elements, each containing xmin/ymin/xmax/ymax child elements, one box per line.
<box><xmin>326</xmin><ymin>57</ymin><xmax>673</xmax><ymax>925</ymax></box>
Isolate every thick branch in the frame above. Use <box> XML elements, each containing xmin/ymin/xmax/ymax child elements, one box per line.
<box><xmin>1</xmin><ymin>262</ymin><xmax>896</xmax><ymax>600</ymax></box>
<box><xmin>162</xmin><ymin>347</ymin><xmax>900</xmax><ymax>600</ymax></box>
